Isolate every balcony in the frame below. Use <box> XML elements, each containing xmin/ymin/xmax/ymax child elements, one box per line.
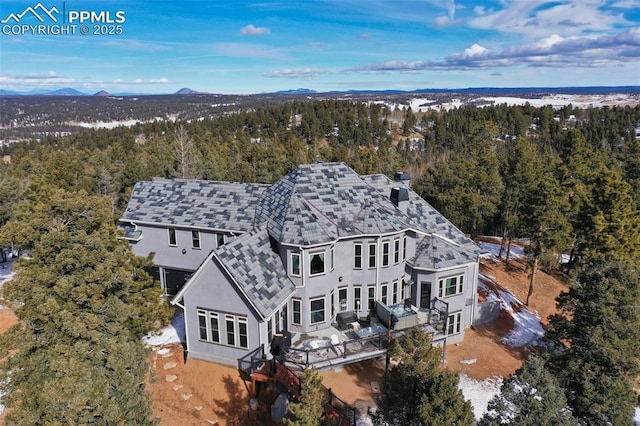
<box><xmin>279</xmin><ymin>301</ymin><xmax>448</xmax><ymax>371</ymax></box>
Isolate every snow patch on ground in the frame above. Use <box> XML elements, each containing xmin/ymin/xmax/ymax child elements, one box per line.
<box><xmin>478</xmin><ymin>240</ymin><xmax>524</xmax><ymax>261</ymax></box>
<box><xmin>0</xmin><ymin>255</ymin><xmax>18</xmax><ymax>309</ymax></box>
<box><xmin>458</xmin><ymin>374</ymin><xmax>502</xmax><ymax>420</ymax></box>
<box><xmin>634</xmin><ymin>406</ymin><xmax>640</xmax><ymax>425</ymax></box>
<box><xmin>142</xmin><ymin>311</ymin><xmax>186</xmax><ymax>346</ymax></box>
<box><xmin>478</xmin><ymin>273</ymin><xmax>545</xmax><ymax>347</ymax></box>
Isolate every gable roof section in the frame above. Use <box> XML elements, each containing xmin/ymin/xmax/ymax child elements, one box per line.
<box><xmin>362</xmin><ymin>173</ymin><xmax>482</xmax><ymax>256</ymax></box>
<box><xmin>213</xmin><ymin>227</ymin><xmax>295</xmax><ymax>319</ymax></box>
<box><xmin>409</xmin><ymin>234</ymin><xmax>478</xmax><ymax>270</ymax></box>
<box><xmin>120</xmin><ymin>177</ymin><xmax>268</xmax><ymax>232</ymax></box>
<box><xmin>255</xmin><ymin>162</ymin><xmax>412</xmax><ymax>246</ymax></box>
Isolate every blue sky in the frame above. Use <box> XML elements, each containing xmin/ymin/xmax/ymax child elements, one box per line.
<box><xmin>1</xmin><ymin>0</ymin><xmax>639</xmax><ymax>94</ymax></box>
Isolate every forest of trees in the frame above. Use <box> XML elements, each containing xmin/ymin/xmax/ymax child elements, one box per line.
<box><xmin>0</xmin><ymin>98</ymin><xmax>638</xmax><ymax>423</ymax></box>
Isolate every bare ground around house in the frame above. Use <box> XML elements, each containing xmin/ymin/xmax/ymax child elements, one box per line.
<box><xmin>0</xmin><ymin>253</ymin><xmax>569</xmax><ymax>425</ymax></box>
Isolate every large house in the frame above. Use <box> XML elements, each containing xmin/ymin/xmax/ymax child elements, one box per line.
<box><xmin>120</xmin><ymin>162</ymin><xmax>484</xmax><ymax>366</ymax></box>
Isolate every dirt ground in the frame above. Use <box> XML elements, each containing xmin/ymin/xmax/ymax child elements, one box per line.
<box><xmin>0</xmin><ymin>253</ymin><xmax>569</xmax><ymax>426</ymax></box>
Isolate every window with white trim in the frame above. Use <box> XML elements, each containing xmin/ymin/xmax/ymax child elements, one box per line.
<box><xmin>192</xmin><ymin>230</ymin><xmax>201</xmax><ymax>249</ymax></box>
<box><xmin>310</xmin><ymin>297</ymin><xmax>325</xmax><ymax>324</ymax></box>
<box><xmin>438</xmin><ymin>275</ymin><xmax>464</xmax><ymax>298</ymax></box>
<box><xmin>382</xmin><ymin>241</ymin><xmax>390</xmax><ymax>267</ymax></box>
<box><xmin>216</xmin><ymin>233</ymin><xmax>225</xmax><ymax>247</ymax></box>
<box><xmin>354</xmin><ymin>243</ymin><xmax>362</xmax><ymax>269</ymax></box>
<box><xmin>368</xmin><ymin>243</ymin><xmax>376</xmax><ymax>268</ymax></box>
<box><xmin>338</xmin><ymin>287</ymin><xmax>348</xmax><ymax>312</ymax></box>
<box><xmin>394</xmin><ymin>239</ymin><xmax>400</xmax><ymax>264</ymax></box>
<box><xmin>392</xmin><ymin>281</ymin><xmax>399</xmax><ymax>304</ymax></box>
<box><xmin>197</xmin><ymin>309</ymin><xmax>221</xmax><ymax>344</ymax></box>
<box><xmin>168</xmin><ymin>228</ymin><xmax>177</xmax><ymax>246</ymax></box>
<box><xmin>447</xmin><ymin>311</ymin><xmax>462</xmax><ymax>335</ymax></box>
<box><xmin>330</xmin><ymin>246</ymin><xmax>335</xmax><ymax>271</ymax></box>
<box><xmin>353</xmin><ymin>286</ymin><xmax>362</xmax><ymax>312</ymax></box>
<box><xmin>309</xmin><ymin>252</ymin><xmax>325</xmax><ymax>276</ymax></box>
<box><xmin>292</xmin><ymin>299</ymin><xmax>301</xmax><ymax>325</ymax></box>
<box><xmin>197</xmin><ymin>309</ymin><xmax>247</xmax><ymax>348</ymax></box>
<box><xmin>291</xmin><ymin>253</ymin><xmax>301</xmax><ymax>276</ymax></box>
<box><xmin>402</xmin><ymin>236</ymin><xmax>407</xmax><ymax>261</ymax></box>
<box><xmin>381</xmin><ymin>283</ymin><xmax>388</xmax><ymax>305</ymax></box>
<box><xmin>367</xmin><ymin>285</ymin><xmax>376</xmax><ymax>310</ymax></box>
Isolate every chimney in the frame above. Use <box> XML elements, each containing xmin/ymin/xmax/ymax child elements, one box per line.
<box><xmin>391</xmin><ymin>187</ymin><xmax>410</xmax><ymax>213</ymax></box>
<box><xmin>394</xmin><ymin>171</ymin><xmax>410</xmax><ymax>187</ymax></box>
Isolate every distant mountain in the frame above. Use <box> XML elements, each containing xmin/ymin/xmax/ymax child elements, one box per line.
<box><xmin>274</xmin><ymin>88</ymin><xmax>317</xmax><ymax>95</ymax></box>
<box><xmin>174</xmin><ymin>88</ymin><xmax>203</xmax><ymax>95</ymax></box>
<box><xmin>44</xmin><ymin>88</ymin><xmax>87</xmax><ymax>96</ymax></box>
<box><xmin>93</xmin><ymin>90</ymin><xmax>113</xmax><ymax>97</ymax></box>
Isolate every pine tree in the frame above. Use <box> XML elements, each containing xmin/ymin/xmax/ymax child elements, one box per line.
<box><xmin>284</xmin><ymin>367</ymin><xmax>326</xmax><ymax>426</ymax></box>
<box><xmin>0</xmin><ymin>184</ymin><xmax>170</xmax><ymax>424</ymax></box>
<box><xmin>479</xmin><ymin>356</ymin><xmax>578</xmax><ymax>426</ymax></box>
<box><xmin>372</xmin><ymin>328</ymin><xmax>473</xmax><ymax>426</ymax></box>
<box><xmin>545</xmin><ymin>260</ymin><xmax>640</xmax><ymax>425</ymax></box>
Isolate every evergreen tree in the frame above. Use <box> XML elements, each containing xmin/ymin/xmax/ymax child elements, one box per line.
<box><xmin>284</xmin><ymin>367</ymin><xmax>326</xmax><ymax>426</ymax></box>
<box><xmin>372</xmin><ymin>328</ymin><xmax>473</xmax><ymax>426</ymax></box>
<box><xmin>0</xmin><ymin>184</ymin><xmax>170</xmax><ymax>424</ymax></box>
<box><xmin>479</xmin><ymin>356</ymin><xmax>578</xmax><ymax>426</ymax></box>
<box><xmin>546</xmin><ymin>260</ymin><xmax>640</xmax><ymax>426</ymax></box>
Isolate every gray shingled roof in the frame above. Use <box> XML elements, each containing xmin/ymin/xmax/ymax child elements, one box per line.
<box><xmin>362</xmin><ymin>173</ymin><xmax>482</xmax><ymax>255</ymax></box>
<box><xmin>254</xmin><ymin>162</ymin><xmax>412</xmax><ymax>246</ymax></box>
<box><xmin>120</xmin><ymin>178</ymin><xmax>268</xmax><ymax>232</ymax></box>
<box><xmin>408</xmin><ymin>235</ymin><xmax>478</xmax><ymax>270</ymax></box>
<box><xmin>214</xmin><ymin>227</ymin><xmax>295</xmax><ymax>319</ymax></box>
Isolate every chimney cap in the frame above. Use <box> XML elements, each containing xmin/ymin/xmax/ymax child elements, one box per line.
<box><xmin>394</xmin><ymin>171</ymin><xmax>410</xmax><ymax>182</ymax></box>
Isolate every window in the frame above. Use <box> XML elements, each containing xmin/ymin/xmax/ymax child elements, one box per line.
<box><xmin>447</xmin><ymin>311</ymin><xmax>462</xmax><ymax>335</ymax></box>
<box><xmin>368</xmin><ymin>286</ymin><xmax>376</xmax><ymax>310</ymax></box>
<box><xmin>309</xmin><ymin>252</ymin><xmax>325</xmax><ymax>276</ymax></box>
<box><xmin>353</xmin><ymin>286</ymin><xmax>362</xmax><ymax>312</ymax></box>
<box><xmin>368</xmin><ymin>243</ymin><xmax>376</xmax><ymax>269</ymax></box>
<box><xmin>197</xmin><ymin>309</ymin><xmax>220</xmax><ymax>343</ymax></box>
<box><xmin>354</xmin><ymin>243</ymin><xmax>362</xmax><ymax>269</ymax></box>
<box><xmin>292</xmin><ymin>299</ymin><xmax>301</xmax><ymax>325</ymax></box>
<box><xmin>382</xmin><ymin>241</ymin><xmax>390</xmax><ymax>267</ymax></box>
<box><xmin>291</xmin><ymin>253</ymin><xmax>301</xmax><ymax>276</ymax></box>
<box><xmin>198</xmin><ymin>310</ymin><xmax>207</xmax><ymax>340</ymax></box>
<box><xmin>310</xmin><ymin>298</ymin><xmax>325</xmax><ymax>324</ymax></box>
<box><xmin>338</xmin><ymin>287</ymin><xmax>348</xmax><ymax>312</ymax></box>
<box><xmin>192</xmin><ymin>230</ymin><xmax>201</xmax><ymax>249</ymax></box>
<box><xmin>216</xmin><ymin>233</ymin><xmax>225</xmax><ymax>247</ymax></box>
<box><xmin>238</xmin><ymin>318</ymin><xmax>248</xmax><ymax>348</ymax></box>
<box><xmin>330</xmin><ymin>246</ymin><xmax>335</xmax><ymax>271</ymax></box>
<box><xmin>392</xmin><ymin>281</ymin><xmax>399</xmax><ymax>304</ymax></box>
<box><xmin>168</xmin><ymin>228</ymin><xmax>177</xmax><ymax>246</ymax></box>
<box><xmin>381</xmin><ymin>284</ymin><xmax>388</xmax><ymax>305</ymax></box>
<box><xmin>402</xmin><ymin>236</ymin><xmax>407</xmax><ymax>261</ymax></box>
<box><xmin>394</xmin><ymin>239</ymin><xmax>400</xmax><ymax>264</ymax></box>
<box><xmin>267</xmin><ymin>315</ymin><xmax>273</xmax><ymax>342</ymax></box>
<box><xmin>226</xmin><ymin>315</ymin><xmax>236</xmax><ymax>346</ymax></box>
<box><xmin>438</xmin><ymin>275</ymin><xmax>464</xmax><ymax>298</ymax></box>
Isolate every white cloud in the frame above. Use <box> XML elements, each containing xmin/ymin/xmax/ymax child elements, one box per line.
<box><xmin>468</xmin><ymin>0</ymin><xmax>628</xmax><ymax>38</ymax></box>
<box><xmin>262</xmin><ymin>68</ymin><xmax>325</xmax><ymax>79</ymax></box>
<box><xmin>348</xmin><ymin>27</ymin><xmax>640</xmax><ymax>72</ymax></box>
<box><xmin>240</xmin><ymin>24</ymin><xmax>271</xmax><ymax>36</ymax></box>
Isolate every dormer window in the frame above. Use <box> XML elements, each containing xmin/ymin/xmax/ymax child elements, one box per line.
<box><xmin>309</xmin><ymin>252</ymin><xmax>325</xmax><ymax>276</ymax></box>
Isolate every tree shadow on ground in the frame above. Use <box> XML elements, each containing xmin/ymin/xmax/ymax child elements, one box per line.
<box><xmin>212</xmin><ymin>374</ymin><xmax>250</xmax><ymax>425</ymax></box>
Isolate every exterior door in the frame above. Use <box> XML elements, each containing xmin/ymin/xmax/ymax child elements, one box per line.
<box><xmin>420</xmin><ymin>281</ymin><xmax>432</xmax><ymax>309</ymax></box>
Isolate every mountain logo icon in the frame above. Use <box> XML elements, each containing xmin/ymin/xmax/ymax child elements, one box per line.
<box><xmin>1</xmin><ymin>3</ymin><xmax>59</xmax><ymax>24</ymax></box>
